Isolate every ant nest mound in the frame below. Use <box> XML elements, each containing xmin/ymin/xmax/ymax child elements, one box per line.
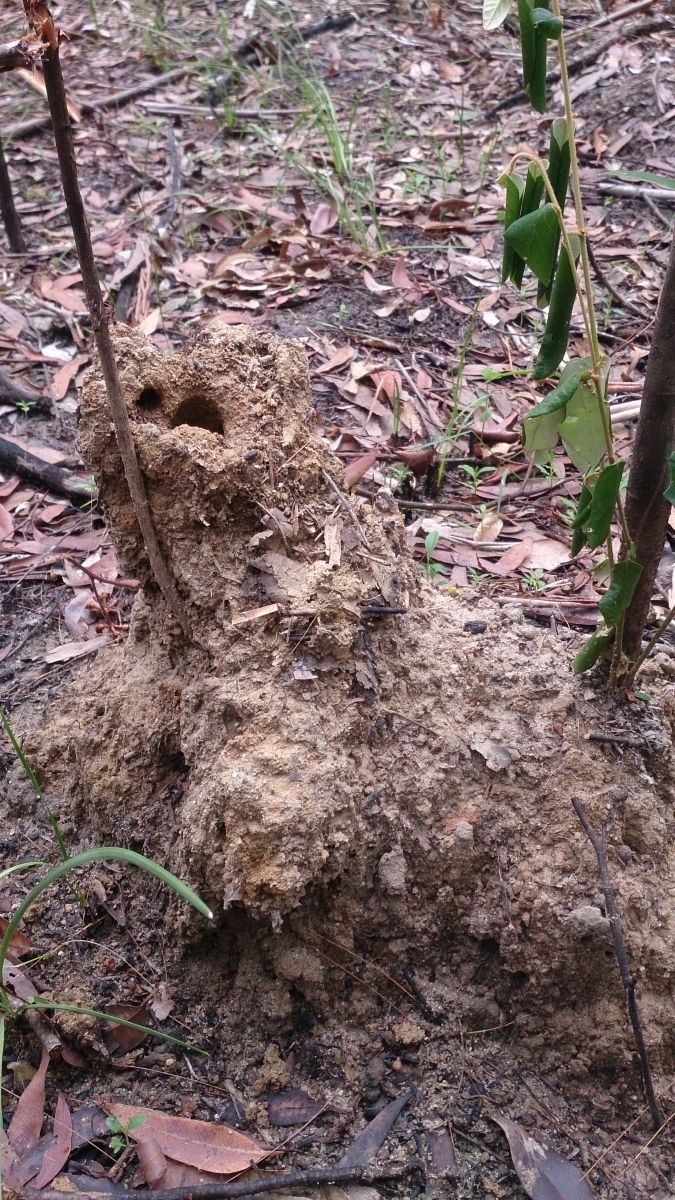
<box><xmin>38</xmin><ymin>324</ymin><xmax>675</xmax><ymax>1070</ymax></box>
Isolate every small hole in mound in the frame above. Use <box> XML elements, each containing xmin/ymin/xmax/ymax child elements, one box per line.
<box><xmin>171</xmin><ymin>396</ymin><xmax>224</xmax><ymax>435</ymax></box>
<box><xmin>137</xmin><ymin>386</ymin><xmax>163</xmax><ymax>411</ymax></box>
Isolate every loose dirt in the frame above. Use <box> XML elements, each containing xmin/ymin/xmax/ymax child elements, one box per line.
<box><xmin>19</xmin><ymin>323</ymin><xmax>673</xmax><ymax>1197</ymax></box>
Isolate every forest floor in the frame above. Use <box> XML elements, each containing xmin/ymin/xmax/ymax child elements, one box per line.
<box><xmin>0</xmin><ymin>1</ymin><xmax>674</xmax><ymax>1198</ymax></box>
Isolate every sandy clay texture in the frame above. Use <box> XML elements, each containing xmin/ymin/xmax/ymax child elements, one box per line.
<box><xmin>35</xmin><ymin>323</ymin><xmax>674</xmax><ymax>1083</ymax></box>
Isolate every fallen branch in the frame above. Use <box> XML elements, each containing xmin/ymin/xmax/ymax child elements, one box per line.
<box><xmin>5</xmin><ymin>12</ymin><xmax>357</xmax><ymax>141</ymax></box>
<box><xmin>0</xmin><ymin>434</ymin><xmax>93</xmax><ymax>502</ymax></box>
<box><xmin>0</xmin><ymin>367</ymin><xmax>50</xmax><ymax>412</ymax></box>
<box><xmin>208</xmin><ymin>11</ymin><xmax>357</xmax><ymax>101</ymax></box>
<box><xmin>571</xmin><ymin>797</ymin><xmax>663</xmax><ymax>1130</ymax></box>
<box><xmin>25</xmin><ymin>0</ymin><xmax>189</xmax><ymax>634</ymax></box>
<box><xmin>587</xmin><ymin>241</ymin><xmax>643</xmax><ymax>318</ymax></box>
<box><xmin>566</xmin><ymin>0</ymin><xmax>657</xmax><ymax>42</ymax></box>
<box><xmin>18</xmin><ymin>1161</ymin><xmax>416</xmax><ymax>1200</ymax></box>
<box><xmin>0</xmin><ymin>37</ymin><xmax>37</xmax><ymax>72</ymax></box>
<box><xmin>597</xmin><ymin>182</ymin><xmax>675</xmax><ymax>205</ymax></box>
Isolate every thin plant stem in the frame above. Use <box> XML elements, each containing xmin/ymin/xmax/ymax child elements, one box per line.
<box><xmin>23</xmin><ymin>1</ymin><xmax>189</xmax><ymax>635</ymax></box>
<box><xmin>625</xmin><ymin>600</ymin><xmax>675</xmax><ymax>688</ymax></box>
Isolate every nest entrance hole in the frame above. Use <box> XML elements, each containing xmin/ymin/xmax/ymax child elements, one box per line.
<box><xmin>171</xmin><ymin>396</ymin><xmax>224</xmax><ymax>435</ymax></box>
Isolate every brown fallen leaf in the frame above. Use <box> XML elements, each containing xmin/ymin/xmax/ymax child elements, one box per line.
<box><xmin>7</xmin><ymin>1047</ymin><xmax>49</xmax><ymax>1156</ymax></box>
<box><xmin>103</xmin><ymin>1103</ymin><xmax>267</xmax><ymax>1175</ymax></box>
<box><xmin>102</xmin><ymin>1001</ymin><xmax>153</xmax><ymax>1054</ymax></box>
<box><xmin>337</xmin><ymin>1092</ymin><xmax>412</xmax><ymax>1168</ymax></box>
<box><xmin>481</xmin><ymin>539</ymin><xmax>533</xmax><ymax>577</ymax></box>
<box><xmin>136</xmin><ymin>1137</ymin><xmax>167</xmax><ymax>1189</ymax></box>
<box><xmin>267</xmin><ymin>1088</ymin><xmax>326</xmax><ymax>1127</ymax></box>
<box><xmin>33</xmin><ymin>1093</ymin><xmax>73</xmax><ymax>1189</ymax></box>
<box><xmin>491</xmin><ymin>1112</ymin><xmax>594</xmax><ymax>1200</ymax></box>
<box><xmin>0</xmin><ymin>916</ymin><xmax>36</xmax><ymax>963</ymax></box>
<box><xmin>344</xmin><ymin>450</ymin><xmax>378</xmax><ymax>490</ymax></box>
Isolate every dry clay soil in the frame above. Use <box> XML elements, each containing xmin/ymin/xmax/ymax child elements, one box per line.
<box><xmin>6</xmin><ymin>323</ymin><xmax>670</xmax><ymax>1195</ymax></box>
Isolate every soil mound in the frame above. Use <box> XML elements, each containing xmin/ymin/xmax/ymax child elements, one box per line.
<box><xmin>37</xmin><ymin>324</ymin><xmax>675</xmax><ymax>1073</ymax></box>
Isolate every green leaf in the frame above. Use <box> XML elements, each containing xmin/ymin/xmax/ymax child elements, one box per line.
<box><xmin>530</xmin><ymin>18</ymin><xmax>550</xmax><ymax>112</ymax></box>
<box><xmin>526</xmin><ymin>358</ymin><xmax>591</xmax><ymax>419</ymax></box>
<box><xmin>483</xmin><ymin>0</ymin><xmax>514</xmax><ymax>30</ymax></box>
<box><xmin>533</xmin><ymin>235</ymin><xmax>581</xmax><ymax>380</ymax></box>
<box><xmin>530</xmin><ymin>7</ymin><xmax>562</xmax><ymax>36</ymax></box>
<box><xmin>548</xmin><ymin>119</ymin><xmax>571</xmax><ymax>209</ymax></box>
<box><xmin>559</xmin><ymin>382</ymin><xmax>607</xmax><ymax>474</ymax></box>
<box><xmin>425</xmin><ymin>529</ymin><xmax>440</xmax><ymax>556</ymax></box>
<box><xmin>599</xmin><ymin>560</ymin><xmax>643</xmax><ymax>627</ymax></box>
<box><xmin>664</xmin><ymin>451</ymin><xmax>675</xmax><ymax>504</ymax></box>
<box><xmin>523</xmin><ymin>409</ymin><xmax>562</xmax><ymax>458</ymax></box>
<box><xmin>505</xmin><ymin>203</ymin><xmax>559</xmax><ymax>288</ymax></box>
<box><xmin>517</xmin><ymin>0</ymin><xmax>536</xmax><ymax>90</ymax></box>
<box><xmin>584</xmin><ymin>461</ymin><xmax>624</xmax><ymax>549</ymax></box>
<box><xmin>573</xmin><ymin>632</ymin><xmax>614</xmax><ymax>674</ymax></box>
<box><xmin>512</xmin><ymin>164</ymin><xmax>544</xmax><ymax>288</ymax></box>
<box><xmin>612</xmin><ymin>169</ymin><xmax>675</xmax><ymax>191</ymax></box>
<box><xmin>502</xmin><ymin>171</ymin><xmax>526</xmax><ymax>283</ymax></box>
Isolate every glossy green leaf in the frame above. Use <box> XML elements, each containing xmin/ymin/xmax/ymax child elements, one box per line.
<box><xmin>537</xmin><ymin>119</ymin><xmax>571</xmax><ymax>303</ymax></box>
<box><xmin>573</xmin><ymin>632</ymin><xmax>614</xmax><ymax>674</ymax></box>
<box><xmin>531</xmin><ymin>7</ymin><xmax>562</xmax><ymax>37</ymax></box>
<box><xmin>559</xmin><ymin>383</ymin><xmax>607</xmax><ymax>474</ymax></box>
<box><xmin>584</xmin><ymin>461</ymin><xmax>624</xmax><ymax>549</ymax></box>
<box><xmin>526</xmin><ymin>358</ymin><xmax>591</xmax><ymax>420</ymax></box>
<box><xmin>664</xmin><ymin>451</ymin><xmax>675</xmax><ymax>505</ymax></box>
<box><xmin>505</xmin><ymin>203</ymin><xmax>559</xmax><ymax>288</ymax></box>
<box><xmin>533</xmin><ymin>235</ymin><xmax>580</xmax><ymax>380</ymax></box>
<box><xmin>530</xmin><ymin>21</ymin><xmax>550</xmax><ymax>112</ymax></box>
<box><xmin>517</xmin><ymin>0</ymin><xmax>536</xmax><ymax>90</ymax></box>
<box><xmin>512</xmin><ymin>164</ymin><xmax>544</xmax><ymax>288</ymax></box>
<box><xmin>599</xmin><ymin>560</ymin><xmax>643</xmax><ymax>627</ymax></box>
<box><xmin>502</xmin><ymin>171</ymin><xmax>526</xmax><ymax>283</ymax></box>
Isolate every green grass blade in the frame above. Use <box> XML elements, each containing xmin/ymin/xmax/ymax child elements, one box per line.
<box><xmin>0</xmin><ymin>848</ymin><xmax>213</xmax><ymax>975</ymax></box>
<box><xmin>20</xmin><ymin>998</ymin><xmax>206</xmax><ymax>1055</ymax></box>
<box><xmin>0</xmin><ymin>707</ymin><xmax>42</xmax><ymax>799</ymax></box>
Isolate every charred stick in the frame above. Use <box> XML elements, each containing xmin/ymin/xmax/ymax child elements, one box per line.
<box><xmin>19</xmin><ymin>1161</ymin><xmax>416</xmax><ymax>1200</ymax></box>
<box><xmin>0</xmin><ymin>434</ymin><xmax>93</xmax><ymax>503</ymax></box>
<box><xmin>0</xmin><ymin>131</ymin><xmax>25</xmax><ymax>251</ymax></box>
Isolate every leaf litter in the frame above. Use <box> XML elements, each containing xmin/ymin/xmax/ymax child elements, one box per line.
<box><xmin>0</xmin><ymin>1</ymin><xmax>674</xmax><ymax>1197</ymax></box>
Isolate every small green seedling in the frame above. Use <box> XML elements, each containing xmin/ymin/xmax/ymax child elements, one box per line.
<box><xmin>522</xmin><ymin>567</ymin><xmax>546</xmax><ymax>593</ymax></box>
<box><xmin>423</xmin><ymin>529</ymin><xmax>446</xmax><ymax>581</ymax></box>
<box><xmin>106</xmin><ymin>1113</ymin><xmax>146</xmax><ymax>1155</ymax></box>
<box><xmin>458</xmin><ymin>464</ymin><xmax>494</xmax><ymax>492</ymax></box>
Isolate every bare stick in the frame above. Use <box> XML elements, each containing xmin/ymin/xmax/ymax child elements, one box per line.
<box><xmin>0</xmin><ymin>38</ymin><xmax>37</xmax><ymax>72</ymax></box>
<box><xmin>24</xmin><ymin>0</ymin><xmax>189</xmax><ymax>634</ymax></box>
<box><xmin>0</xmin><ymin>367</ymin><xmax>49</xmax><ymax>412</ymax></box>
<box><xmin>0</xmin><ymin>131</ymin><xmax>25</xmax><ymax>251</ymax></box>
<box><xmin>0</xmin><ymin>434</ymin><xmax>92</xmax><ymax>502</ymax></box>
<box><xmin>571</xmin><ymin>797</ymin><xmax>663</xmax><ymax>1130</ymax></box>
<box><xmin>17</xmin><ymin>1161</ymin><xmax>415</xmax><ymax>1200</ymax></box>
<box><xmin>587</xmin><ymin>241</ymin><xmax>643</xmax><ymax>318</ymax></box>
<box><xmin>597</xmin><ymin>182</ymin><xmax>675</xmax><ymax>206</ymax></box>
<box><xmin>566</xmin><ymin>0</ymin><xmax>657</xmax><ymax>41</ymax></box>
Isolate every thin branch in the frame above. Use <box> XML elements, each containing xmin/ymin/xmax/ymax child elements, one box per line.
<box><xmin>587</xmin><ymin>241</ymin><xmax>643</xmax><ymax>319</ymax></box>
<box><xmin>597</xmin><ymin>182</ymin><xmax>675</xmax><ymax>205</ymax></box>
<box><xmin>0</xmin><ymin>367</ymin><xmax>49</xmax><ymax>412</ymax></box>
<box><xmin>0</xmin><ymin>434</ymin><xmax>93</xmax><ymax>502</ymax></box>
<box><xmin>17</xmin><ymin>1161</ymin><xmax>416</xmax><ymax>1200</ymax></box>
<box><xmin>25</xmin><ymin>0</ymin><xmax>189</xmax><ymax>633</ymax></box>
<box><xmin>571</xmin><ymin>798</ymin><xmax>663</xmax><ymax>1130</ymax></box>
<box><xmin>0</xmin><ymin>37</ymin><xmax>37</xmax><ymax>72</ymax></box>
<box><xmin>0</xmin><ymin>131</ymin><xmax>25</xmax><ymax>251</ymax></box>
